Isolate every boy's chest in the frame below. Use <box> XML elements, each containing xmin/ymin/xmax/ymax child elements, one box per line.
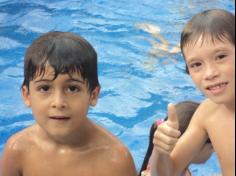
<box><xmin>207</xmin><ymin>115</ymin><xmax>235</xmax><ymax>171</ymax></box>
<box><xmin>207</xmin><ymin>113</ymin><xmax>234</xmax><ymax>147</ymax></box>
<box><xmin>22</xmin><ymin>149</ymin><xmax>113</xmax><ymax>176</ymax></box>
<box><xmin>22</xmin><ymin>164</ymin><xmax>111</xmax><ymax>176</ymax></box>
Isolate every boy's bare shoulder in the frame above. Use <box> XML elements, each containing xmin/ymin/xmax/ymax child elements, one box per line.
<box><xmin>92</xmin><ymin>123</ymin><xmax>137</xmax><ymax>175</ymax></box>
<box><xmin>100</xmin><ymin>140</ymin><xmax>137</xmax><ymax>176</ymax></box>
<box><xmin>103</xmin><ymin>144</ymin><xmax>137</xmax><ymax>176</ymax></box>
<box><xmin>4</xmin><ymin>125</ymin><xmax>36</xmax><ymax>156</ymax></box>
<box><xmin>93</xmin><ymin>122</ymin><xmax>122</xmax><ymax>145</ymax></box>
<box><xmin>1</xmin><ymin>125</ymin><xmax>36</xmax><ymax>174</ymax></box>
<box><xmin>188</xmin><ymin>99</ymin><xmax>219</xmax><ymax>130</ymax></box>
<box><xmin>195</xmin><ymin>99</ymin><xmax>219</xmax><ymax>117</ymax></box>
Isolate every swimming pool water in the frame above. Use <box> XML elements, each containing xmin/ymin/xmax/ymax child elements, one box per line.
<box><xmin>0</xmin><ymin>0</ymin><xmax>235</xmax><ymax>175</ymax></box>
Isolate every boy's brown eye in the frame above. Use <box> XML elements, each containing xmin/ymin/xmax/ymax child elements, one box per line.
<box><xmin>67</xmin><ymin>86</ymin><xmax>80</xmax><ymax>92</ymax></box>
<box><xmin>190</xmin><ymin>62</ymin><xmax>202</xmax><ymax>68</ymax></box>
<box><xmin>217</xmin><ymin>54</ymin><xmax>227</xmax><ymax>60</ymax></box>
<box><xmin>39</xmin><ymin>85</ymin><xmax>50</xmax><ymax>92</ymax></box>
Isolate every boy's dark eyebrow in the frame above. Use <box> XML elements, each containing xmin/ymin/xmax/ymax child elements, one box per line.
<box><xmin>66</xmin><ymin>78</ymin><xmax>85</xmax><ymax>84</ymax></box>
<box><xmin>34</xmin><ymin>79</ymin><xmax>54</xmax><ymax>83</ymax></box>
<box><xmin>213</xmin><ymin>48</ymin><xmax>230</xmax><ymax>53</ymax></box>
<box><xmin>34</xmin><ymin>78</ymin><xmax>85</xmax><ymax>84</ymax></box>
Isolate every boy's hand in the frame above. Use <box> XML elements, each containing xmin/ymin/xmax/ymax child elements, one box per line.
<box><xmin>153</xmin><ymin>103</ymin><xmax>181</xmax><ymax>154</ymax></box>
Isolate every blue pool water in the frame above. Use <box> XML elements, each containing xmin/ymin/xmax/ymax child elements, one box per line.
<box><xmin>0</xmin><ymin>0</ymin><xmax>235</xmax><ymax>175</ymax></box>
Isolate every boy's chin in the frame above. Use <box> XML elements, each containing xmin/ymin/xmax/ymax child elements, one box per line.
<box><xmin>207</xmin><ymin>94</ymin><xmax>234</xmax><ymax>106</ymax></box>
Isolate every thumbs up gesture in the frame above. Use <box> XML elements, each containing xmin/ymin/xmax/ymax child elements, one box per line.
<box><xmin>153</xmin><ymin>103</ymin><xmax>181</xmax><ymax>154</ymax></box>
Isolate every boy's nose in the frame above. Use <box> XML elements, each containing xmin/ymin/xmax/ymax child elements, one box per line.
<box><xmin>51</xmin><ymin>91</ymin><xmax>67</xmax><ymax>109</ymax></box>
<box><xmin>204</xmin><ymin>64</ymin><xmax>220</xmax><ymax>80</ymax></box>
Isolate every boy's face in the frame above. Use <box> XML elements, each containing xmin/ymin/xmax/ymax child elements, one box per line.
<box><xmin>183</xmin><ymin>36</ymin><xmax>235</xmax><ymax>105</ymax></box>
<box><xmin>22</xmin><ymin>65</ymin><xmax>100</xmax><ymax>140</ymax></box>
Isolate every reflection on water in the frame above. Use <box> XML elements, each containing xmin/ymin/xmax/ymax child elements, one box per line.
<box><xmin>135</xmin><ymin>23</ymin><xmax>180</xmax><ymax>69</ymax></box>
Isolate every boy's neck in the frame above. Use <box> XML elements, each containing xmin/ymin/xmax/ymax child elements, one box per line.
<box><xmin>35</xmin><ymin>119</ymin><xmax>96</xmax><ymax>148</ymax></box>
<box><xmin>227</xmin><ymin>99</ymin><xmax>235</xmax><ymax>112</ymax></box>
<box><xmin>222</xmin><ymin>100</ymin><xmax>235</xmax><ymax>116</ymax></box>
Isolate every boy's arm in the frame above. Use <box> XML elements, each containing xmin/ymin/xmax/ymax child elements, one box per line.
<box><xmin>1</xmin><ymin>135</ymin><xmax>23</xmax><ymax>176</ymax></box>
<box><xmin>150</xmin><ymin>148</ymin><xmax>174</xmax><ymax>176</ymax></box>
<box><xmin>150</xmin><ymin>104</ymin><xmax>180</xmax><ymax>176</ymax></box>
<box><xmin>150</xmin><ymin>103</ymin><xmax>208</xmax><ymax>176</ymax></box>
<box><xmin>170</xmin><ymin>104</ymin><xmax>209</xmax><ymax>174</ymax></box>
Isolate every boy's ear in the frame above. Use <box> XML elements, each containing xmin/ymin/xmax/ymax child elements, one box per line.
<box><xmin>90</xmin><ymin>86</ymin><xmax>100</xmax><ymax>106</ymax></box>
<box><xmin>21</xmin><ymin>86</ymin><xmax>31</xmax><ymax>107</ymax></box>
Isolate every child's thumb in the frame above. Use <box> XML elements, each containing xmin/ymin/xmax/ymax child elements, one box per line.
<box><xmin>167</xmin><ymin>103</ymin><xmax>179</xmax><ymax>129</ymax></box>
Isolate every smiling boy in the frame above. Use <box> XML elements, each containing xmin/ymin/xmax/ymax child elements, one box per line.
<box><xmin>1</xmin><ymin>31</ymin><xmax>137</xmax><ymax>176</ymax></box>
<box><xmin>150</xmin><ymin>9</ymin><xmax>235</xmax><ymax>176</ymax></box>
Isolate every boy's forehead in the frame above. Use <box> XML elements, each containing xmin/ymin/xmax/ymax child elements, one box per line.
<box><xmin>34</xmin><ymin>64</ymin><xmax>83</xmax><ymax>80</ymax></box>
<box><xmin>185</xmin><ymin>35</ymin><xmax>212</xmax><ymax>47</ymax></box>
<box><xmin>183</xmin><ymin>34</ymin><xmax>233</xmax><ymax>54</ymax></box>
<box><xmin>185</xmin><ymin>33</ymin><xmax>233</xmax><ymax>49</ymax></box>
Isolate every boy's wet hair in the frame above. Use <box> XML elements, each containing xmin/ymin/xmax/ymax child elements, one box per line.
<box><xmin>180</xmin><ymin>9</ymin><xmax>235</xmax><ymax>73</ymax></box>
<box><xmin>139</xmin><ymin>101</ymin><xmax>211</xmax><ymax>176</ymax></box>
<box><xmin>22</xmin><ymin>31</ymin><xmax>100</xmax><ymax>92</ymax></box>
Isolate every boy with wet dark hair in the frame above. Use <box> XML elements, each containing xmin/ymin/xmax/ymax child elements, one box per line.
<box><xmin>1</xmin><ymin>31</ymin><xmax>137</xmax><ymax>176</ymax></box>
<box><xmin>150</xmin><ymin>9</ymin><xmax>235</xmax><ymax>176</ymax></box>
<box><xmin>22</xmin><ymin>31</ymin><xmax>100</xmax><ymax>92</ymax></box>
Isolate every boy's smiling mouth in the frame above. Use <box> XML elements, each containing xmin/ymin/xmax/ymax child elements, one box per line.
<box><xmin>206</xmin><ymin>82</ymin><xmax>228</xmax><ymax>95</ymax></box>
